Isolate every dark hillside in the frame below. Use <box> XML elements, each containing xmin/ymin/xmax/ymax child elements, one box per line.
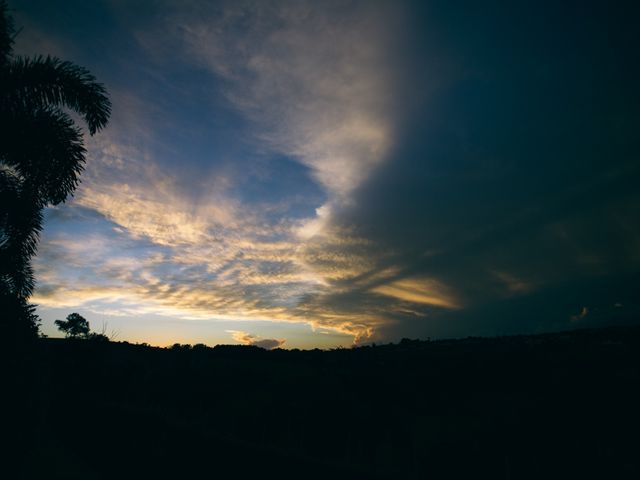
<box><xmin>8</xmin><ymin>326</ymin><xmax>640</xmax><ymax>479</ymax></box>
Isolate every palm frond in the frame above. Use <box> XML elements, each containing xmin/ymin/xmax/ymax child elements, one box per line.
<box><xmin>0</xmin><ymin>107</ymin><xmax>86</xmax><ymax>205</ymax></box>
<box><xmin>0</xmin><ymin>287</ymin><xmax>41</xmax><ymax>339</ymax></box>
<box><xmin>0</xmin><ymin>165</ymin><xmax>21</xmax><ymax>248</ymax></box>
<box><xmin>1</xmin><ymin>55</ymin><xmax>111</xmax><ymax>134</ymax></box>
<box><xmin>0</xmin><ymin>1</ymin><xmax>13</xmax><ymax>67</ymax></box>
<box><xmin>0</xmin><ymin>182</ymin><xmax>42</xmax><ymax>298</ymax></box>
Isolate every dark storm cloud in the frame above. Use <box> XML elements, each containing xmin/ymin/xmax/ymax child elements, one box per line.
<box><xmin>301</xmin><ymin>0</ymin><xmax>640</xmax><ymax>340</ymax></box>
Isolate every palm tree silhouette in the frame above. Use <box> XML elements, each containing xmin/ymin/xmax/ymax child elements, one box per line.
<box><xmin>0</xmin><ymin>1</ymin><xmax>111</xmax><ymax>337</ymax></box>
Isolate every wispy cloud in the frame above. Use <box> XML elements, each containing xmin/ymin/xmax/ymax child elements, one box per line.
<box><xmin>141</xmin><ymin>0</ymin><xmax>398</xmax><ymax>209</ymax></box>
<box><xmin>570</xmin><ymin>307</ymin><xmax>589</xmax><ymax>323</ymax></box>
<box><xmin>371</xmin><ymin>277</ymin><xmax>460</xmax><ymax>309</ymax></box>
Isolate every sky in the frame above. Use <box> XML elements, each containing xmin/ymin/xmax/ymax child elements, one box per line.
<box><xmin>11</xmin><ymin>0</ymin><xmax>640</xmax><ymax>348</ymax></box>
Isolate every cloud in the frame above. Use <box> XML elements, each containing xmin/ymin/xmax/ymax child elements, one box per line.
<box><xmin>227</xmin><ymin>330</ymin><xmax>285</xmax><ymax>350</ymax></box>
<box><xmin>263</xmin><ymin>0</ymin><xmax>640</xmax><ymax>342</ymax></box>
<box><xmin>370</xmin><ymin>277</ymin><xmax>460</xmax><ymax>309</ymax></box>
<box><xmin>77</xmin><ymin>162</ymin><xmax>238</xmax><ymax>247</ymax></box>
<box><xmin>34</xmin><ymin>186</ymin><xmax>375</xmax><ymax>340</ymax></box>
<box><xmin>570</xmin><ymin>307</ymin><xmax>589</xmax><ymax>323</ymax></box>
<box><xmin>138</xmin><ymin>0</ymin><xmax>399</xmax><ymax>215</ymax></box>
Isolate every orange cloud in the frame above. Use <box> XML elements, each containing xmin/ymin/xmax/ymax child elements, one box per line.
<box><xmin>371</xmin><ymin>277</ymin><xmax>460</xmax><ymax>309</ymax></box>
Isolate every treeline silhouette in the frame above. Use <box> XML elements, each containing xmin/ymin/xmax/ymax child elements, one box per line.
<box><xmin>8</xmin><ymin>325</ymin><xmax>640</xmax><ymax>479</ymax></box>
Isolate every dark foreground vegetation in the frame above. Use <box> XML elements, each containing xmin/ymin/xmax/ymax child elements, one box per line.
<box><xmin>5</xmin><ymin>325</ymin><xmax>640</xmax><ymax>479</ymax></box>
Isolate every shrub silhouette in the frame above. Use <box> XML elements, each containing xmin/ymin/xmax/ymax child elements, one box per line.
<box><xmin>87</xmin><ymin>332</ymin><xmax>110</xmax><ymax>342</ymax></box>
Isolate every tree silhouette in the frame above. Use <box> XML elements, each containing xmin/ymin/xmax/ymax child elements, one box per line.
<box><xmin>0</xmin><ymin>1</ymin><xmax>111</xmax><ymax>338</ymax></box>
<box><xmin>54</xmin><ymin>313</ymin><xmax>90</xmax><ymax>339</ymax></box>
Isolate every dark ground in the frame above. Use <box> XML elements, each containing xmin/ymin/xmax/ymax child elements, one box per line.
<box><xmin>5</xmin><ymin>325</ymin><xmax>640</xmax><ymax>479</ymax></box>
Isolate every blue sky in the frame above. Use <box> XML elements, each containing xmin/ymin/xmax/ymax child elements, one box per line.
<box><xmin>12</xmin><ymin>0</ymin><xmax>640</xmax><ymax>348</ymax></box>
